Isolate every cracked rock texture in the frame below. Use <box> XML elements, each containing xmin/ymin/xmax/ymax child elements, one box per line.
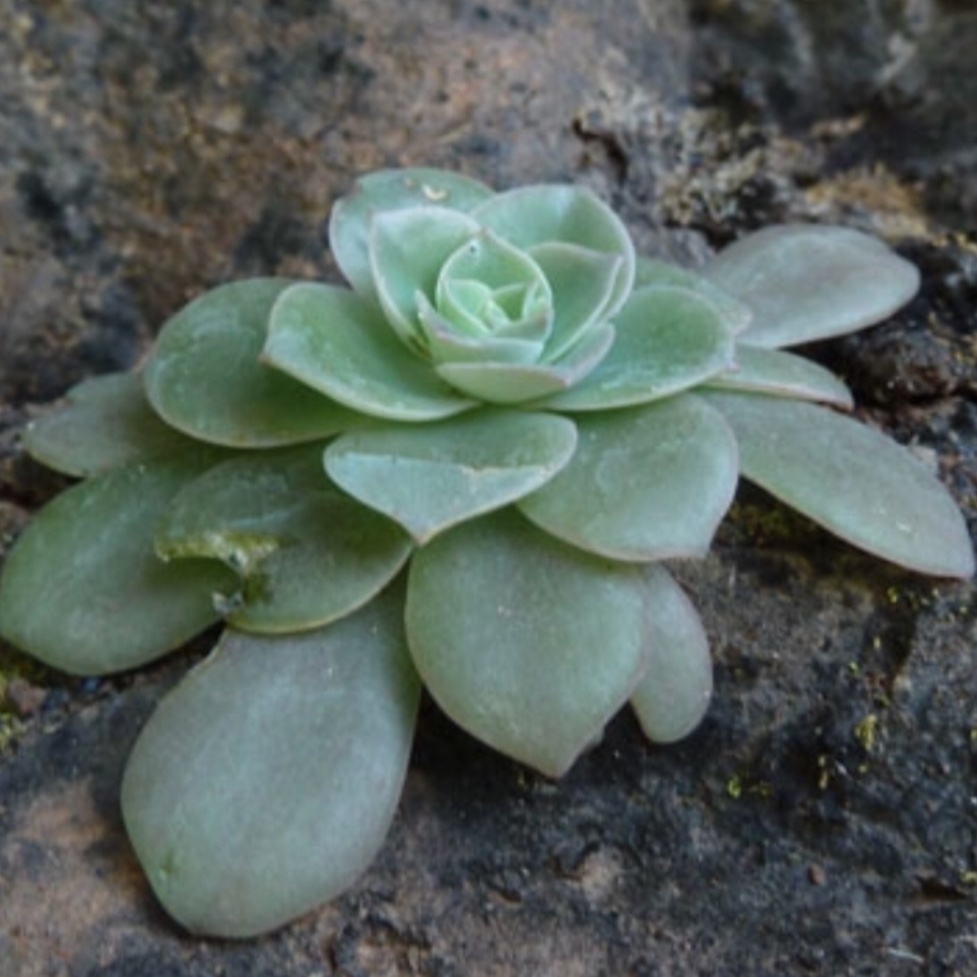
<box><xmin>2</xmin><ymin>1</ymin><xmax>977</xmax><ymax>974</ymax></box>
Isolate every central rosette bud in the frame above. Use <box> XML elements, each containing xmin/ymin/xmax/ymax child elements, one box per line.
<box><xmin>261</xmin><ymin>171</ymin><xmax>651</xmax><ymax>410</ymax></box>
<box><xmin>280</xmin><ymin>171</ymin><xmax>643</xmax><ymax>405</ymax></box>
<box><xmin>420</xmin><ymin>231</ymin><xmax>554</xmax><ymax>365</ymax></box>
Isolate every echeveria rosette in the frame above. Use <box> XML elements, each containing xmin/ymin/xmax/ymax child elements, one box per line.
<box><xmin>0</xmin><ymin>167</ymin><xmax>972</xmax><ymax>940</ymax></box>
<box><xmin>263</xmin><ymin>170</ymin><xmax>638</xmax><ymax>410</ymax></box>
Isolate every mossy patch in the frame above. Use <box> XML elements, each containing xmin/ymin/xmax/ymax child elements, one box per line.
<box><xmin>0</xmin><ymin>645</ymin><xmax>54</xmax><ymax>753</ymax></box>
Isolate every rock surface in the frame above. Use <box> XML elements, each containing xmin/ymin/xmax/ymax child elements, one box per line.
<box><xmin>2</xmin><ymin>1</ymin><xmax>977</xmax><ymax>974</ymax></box>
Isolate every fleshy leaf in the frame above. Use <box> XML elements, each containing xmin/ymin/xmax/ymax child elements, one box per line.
<box><xmin>518</xmin><ymin>394</ymin><xmax>738</xmax><ymax>560</ymax></box>
<box><xmin>704</xmin><ymin>225</ymin><xmax>920</xmax><ymax>348</ymax></box>
<box><xmin>0</xmin><ymin>454</ymin><xmax>235</xmax><ymax>675</ymax></box>
<box><xmin>630</xmin><ymin>565</ymin><xmax>713</xmax><ymax>744</ymax></box>
<box><xmin>432</xmin><ymin>282</ymin><xmax>551</xmax><ymax>345</ymax></box>
<box><xmin>144</xmin><ymin>279</ymin><xmax>359</xmax><ymax>448</ymax></box>
<box><xmin>330</xmin><ymin>168</ymin><xmax>494</xmax><ymax>300</ymax></box>
<box><xmin>530</xmin><ymin>242</ymin><xmax>623</xmax><ymax>362</ymax></box>
<box><xmin>405</xmin><ymin>509</ymin><xmax>652</xmax><ymax>778</ymax></box>
<box><xmin>121</xmin><ymin>587</ymin><xmax>420</xmax><ymax>939</ymax></box>
<box><xmin>704</xmin><ymin>391</ymin><xmax>975</xmax><ymax>577</ymax></box>
<box><xmin>472</xmin><ymin>184</ymin><xmax>636</xmax><ymax>320</ymax></box>
<box><xmin>435</xmin><ymin>228</ymin><xmax>553</xmax><ymax>337</ymax></box>
<box><xmin>326</xmin><ymin>409</ymin><xmax>577</xmax><ymax>543</ymax></box>
<box><xmin>263</xmin><ymin>282</ymin><xmax>474</xmax><ymax>421</ymax></box>
<box><xmin>23</xmin><ymin>372</ymin><xmax>192</xmax><ymax>477</ymax></box>
<box><xmin>157</xmin><ymin>445</ymin><xmax>412</xmax><ymax>632</ymax></box>
<box><xmin>705</xmin><ymin>344</ymin><xmax>854</xmax><ymax>407</ymax></box>
<box><xmin>435</xmin><ymin>321</ymin><xmax>614</xmax><ymax>403</ymax></box>
<box><xmin>538</xmin><ymin>286</ymin><xmax>735</xmax><ymax>411</ymax></box>
<box><xmin>634</xmin><ymin>256</ymin><xmax>752</xmax><ymax>335</ymax></box>
<box><xmin>370</xmin><ymin>207</ymin><xmax>482</xmax><ymax>348</ymax></box>
<box><xmin>416</xmin><ymin>292</ymin><xmax>546</xmax><ymax>365</ymax></box>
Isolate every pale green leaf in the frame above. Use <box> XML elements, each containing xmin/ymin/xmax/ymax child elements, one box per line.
<box><xmin>416</xmin><ymin>292</ymin><xmax>546</xmax><ymax>365</ymax></box>
<box><xmin>530</xmin><ymin>242</ymin><xmax>623</xmax><ymax>361</ymax></box>
<box><xmin>326</xmin><ymin>409</ymin><xmax>577</xmax><ymax>543</ymax></box>
<box><xmin>705</xmin><ymin>344</ymin><xmax>853</xmax><ymax>407</ymax></box>
<box><xmin>263</xmin><ymin>282</ymin><xmax>473</xmax><ymax>421</ymax></box>
<box><xmin>144</xmin><ymin>279</ymin><xmax>359</xmax><ymax>447</ymax></box>
<box><xmin>157</xmin><ymin>445</ymin><xmax>412</xmax><ymax>632</ymax></box>
<box><xmin>634</xmin><ymin>256</ymin><xmax>752</xmax><ymax>335</ymax></box>
<box><xmin>704</xmin><ymin>391</ymin><xmax>975</xmax><ymax>577</ymax></box>
<box><xmin>435</xmin><ymin>321</ymin><xmax>614</xmax><ymax>403</ymax></box>
<box><xmin>436</xmin><ymin>227</ymin><xmax>552</xmax><ymax>326</ymax></box>
<box><xmin>704</xmin><ymin>224</ymin><xmax>920</xmax><ymax>348</ymax></box>
<box><xmin>24</xmin><ymin>372</ymin><xmax>192</xmax><ymax>477</ymax></box>
<box><xmin>472</xmin><ymin>184</ymin><xmax>636</xmax><ymax>319</ymax></box>
<box><xmin>519</xmin><ymin>395</ymin><xmax>738</xmax><ymax>560</ymax></box>
<box><xmin>630</xmin><ymin>565</ymin><xmax>713</xmax><ymax>744</ymax></box>
<box><xmin>370</xmin><ymin>207</ymin><xmax>481</xmax><ymax>347</ymax></box>
<box><xmin>538</xmin><ymin>286</ymin><xmax>735</xmax><ymax>411</ymax></box>
<box><xmin>121</xmin><ymin>587</ymin><xmax>420</xmax><ymax>939</ymax></box>
<box><xmin>433</xmin><ymin>280</ymin><xmax>552</xmax><ymax>345</ymax></box>
<box><xmin>329</xmin><ymin>168</ymin><xmax>494</xmax><ymax>300</ymax></box>
<box><xmin>405</xmin><ymin>510</ymin><xmax>652</xmax><ymax>778</ymax></box>
<box><xmin>0</xmin><ymin>454</ymin><xmax>235</xmax><ymax>675</ymax></box>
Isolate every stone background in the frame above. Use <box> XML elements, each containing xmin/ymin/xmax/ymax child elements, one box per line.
<box><xmin>2</xmin><ymin>1</ymin><xmax>977</xmax><ymax>974</ymax></box>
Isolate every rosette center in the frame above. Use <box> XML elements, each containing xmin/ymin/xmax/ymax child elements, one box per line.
<box><xmin>417</xmin><ymin>231</ymin><xmax>553</xmax><ymax>366</ymax></box>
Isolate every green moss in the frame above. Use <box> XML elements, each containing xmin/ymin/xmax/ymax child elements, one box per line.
<box><xmin>726</xmin><ymin>774</ymin><xmax>771</xmax><ymax>800</ymax></box>
<box><xmin>0</xmin><ymin>645</ymin><xmax>54</xmax><ymax>753</ymax></box>
<box><xmin>0</xmin><ymin>713</ymin><xmax>23</xmax><ymax>752</ymax></box>
<box><xmin>854</xmin><ymin>713</ymin><xmax>879</xmax><ymax>752</ymax></box>
<box><xmin>726</xmin><ymin>499</ymin><xmax>805</xmax><ymax>547</ymax></box>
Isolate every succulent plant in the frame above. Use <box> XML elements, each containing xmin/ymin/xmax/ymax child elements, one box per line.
<box><xmin>0</xmin><ymin>168</ymin><xmax>972</xmax><ymax>938</ymax></box>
